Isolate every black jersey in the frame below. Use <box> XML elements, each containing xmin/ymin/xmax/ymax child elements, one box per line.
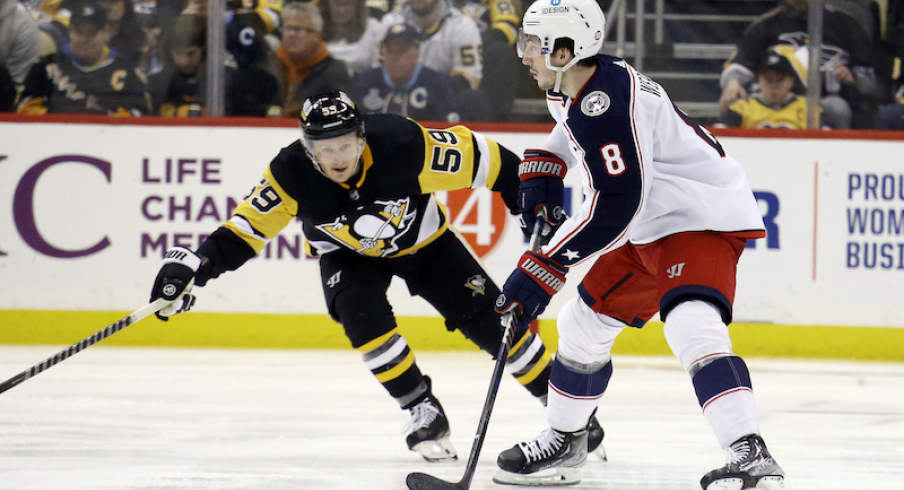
<box><xmin>18</xmin><ymin>47</ymin><xmax>151</xmax><ymax>115</ymax></box>
<box><xmin>196</xmin><ymin>114</ymin><xmax>520</xmax><ymax>275</ymax></box>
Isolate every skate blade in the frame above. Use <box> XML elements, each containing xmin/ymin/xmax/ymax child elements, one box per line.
<box><xmin>411</xmin><ymin>437</ymin><xmax>458</xmax><ymax>463</ymax></box>
<box><xmin>703</xmin><ymin>477</ymin><xmax>744</xmax><ymax>490</ymax></box>
<box><xmin>755</xmin><ymin>476</ymin><xmax>785</xmax><ymax>489</ymax></box>
<box><xmin>492</xmin><ymin>467</ymin><xmax>581</xmax><ymax>486</ymax></box>
<box><xmin>590</xmin><ymin>443</ymin><xmax>607</xmax><ymax>462</ymax></box>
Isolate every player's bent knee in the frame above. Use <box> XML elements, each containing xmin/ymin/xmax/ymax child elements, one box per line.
<box><xmin>663</xmin><ymin>300</ymin><xmax>734</xmax><ymax>372</ymax></box>
<box><xmin>333</xmin><ymin>283</ymin><xmax>396</xmax><ymax>347</ymax></box>
<box><xmin>556</xmin><ymin>297</ymin><xmax>623</xmax><ymax>364</ymax></box>
<box><xmin>456</xmin><ymin>307</ymin><xmax>507</xmax><ymax>355</ymax></box>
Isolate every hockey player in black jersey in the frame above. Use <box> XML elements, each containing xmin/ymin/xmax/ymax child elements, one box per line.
<box><xmin>148</xmin><ymin>90</ymin><xmax>604</xmax><ymax>462</ymax></box>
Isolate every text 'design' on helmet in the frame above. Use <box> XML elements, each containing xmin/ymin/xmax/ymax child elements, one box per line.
<box><xmin>519</xmin><ymin>0</ymin><xmax>606</xmax><ymax>74</ymax></box>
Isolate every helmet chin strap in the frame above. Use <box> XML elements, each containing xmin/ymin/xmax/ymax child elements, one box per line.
<box><xmin>546</xmin><ymin>54</ymin><xmax>582</xmax><ymax>94</ymax></box>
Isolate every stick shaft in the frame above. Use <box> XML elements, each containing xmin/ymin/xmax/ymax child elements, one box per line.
<box><xmin>407</xmin><ymin>221</ymin><xmax>546</xmax><ymax>490</ymax></box>
<box><xmin>457</xmin><ymin>315</ymin><xmax>515</xmax><ymax>488</ymax></box>
<box><xmin>0</xmin><ymin>299</ymin><xmax>169</xmax><ymax>395</ymax></box>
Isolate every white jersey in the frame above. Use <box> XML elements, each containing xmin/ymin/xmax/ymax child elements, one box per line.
<box><xmin>380</xmin><ymin>0</ymin><xmax>483</xmax><ymax>88</ymax></box>
<box><xmin>542</xmin><ymin>55</ymin><xmax>765</xmax><ymax>267</ymax></box>
<box><xmin>324</xmin><ymin>17</ymin><xmax>384</xmax><ymax>76</ymax></box>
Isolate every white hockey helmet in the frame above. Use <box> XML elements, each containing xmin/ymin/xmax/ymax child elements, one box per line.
<box><xmin>519</xmin><ymin>0</ymin><xmax>605</xmax><ymax>88</ymax></box>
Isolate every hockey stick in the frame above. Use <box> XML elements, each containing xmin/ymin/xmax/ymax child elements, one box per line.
<box><xmin>406</xmin><ymin>219</ymin><xmax>545</xmax><ymax>490</ymax></box>
<box><xmin>0</xmin><ymin>298</ymin><xmax>170</xmax><ymax>395</ymax></box>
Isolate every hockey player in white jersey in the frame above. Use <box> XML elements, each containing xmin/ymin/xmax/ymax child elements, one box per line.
<box><xmin>491</xmin><ymin>0</ymin><xmax>785</xmax><ymax>488</ymax></box>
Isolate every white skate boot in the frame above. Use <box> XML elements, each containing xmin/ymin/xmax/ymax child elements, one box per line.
<box><xmin>403</xmin><ymin>393</ymin><xmax>457</xmax><ymax>462</ymax></box>
<box><xmin>493</xmin><ymin>427</ymin><xmax>588</xmax><ymax>486</ymax></box>
<box><xmin>701</xmin><ymin>434</ymin><xmax>785</xmax><ymax>489</ymax></box>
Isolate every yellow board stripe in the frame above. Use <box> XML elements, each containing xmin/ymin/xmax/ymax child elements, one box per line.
<box><xmin>374</xmin><ymin>351</ymin><xmax>415</xmax><ymax>382</ymax></box>
<box><xmin>1</xmin><ymin>311</ymin><xmax>903</xmax><ymax>362</ymax></box>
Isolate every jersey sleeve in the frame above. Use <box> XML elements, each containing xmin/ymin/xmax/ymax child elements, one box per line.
<box><xmin>543</xmin><ymin>66</ymin><xmax>644</xmax><ymax>267</ymax></box>
<box><xmin>415</xmin><ymin>124</ymin><xmax>519</xmax><ymax>213</ymax></box>
<box><xmin>220</xmin><ymin>166</ymin><xmax>300</xmax><ymax>254</ymax></box>
<box><xmin>16</xmin><ymin>56</ymin><xmax>52</xmax><ymax>115</ymax></box>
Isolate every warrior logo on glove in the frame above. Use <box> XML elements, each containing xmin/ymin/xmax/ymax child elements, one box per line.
<box><xmin>520</xmin><ymin>255</ymin><xmax>565</xmax><ymax>294</ymax></box>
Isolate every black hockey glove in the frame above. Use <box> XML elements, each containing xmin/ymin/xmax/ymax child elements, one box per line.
<box><xmin>519</xmin><ymin>149</ymin><xmax>566</xmax><ymax>245</ymax></box>
<box><xmin>495</xmin><ymin>251</ymin><xmax>567</xmax><ymax>332</ymax></box>
<box><xmin>150</xmin><ymin>247</ymin><xmax>201</xmax><ymax>321</ymax></box>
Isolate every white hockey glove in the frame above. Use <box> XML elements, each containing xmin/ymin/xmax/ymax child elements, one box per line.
<box><xmin>150</xmin><ymin>247</ymin><xmax>201</xmax><ymax>321</ymax></box>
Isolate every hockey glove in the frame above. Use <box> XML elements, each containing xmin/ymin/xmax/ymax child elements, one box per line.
<box><xmin>150</xmin><ymin>247</ymin><xmax>201</xmax><ymax>321</ymax></box>
<box><xmin>519</xmin><ymin>149</ymin><xmax>567</xmax><ymax>245</ymax></box>
<box><xmin>495</xmin><ymin>251</ymin><xmax>567</xmax><ymax>332</ymax></box>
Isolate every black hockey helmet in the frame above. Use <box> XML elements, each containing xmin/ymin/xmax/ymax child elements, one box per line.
<box><xmin>299</xmin><ymin>90</ymin><xmax>365</xmax><ymax>141</ymax></box>
<box><xmin>299</xmin><ymin>90</ymin><xmax>366</xmax><ymax>177</ymax></box>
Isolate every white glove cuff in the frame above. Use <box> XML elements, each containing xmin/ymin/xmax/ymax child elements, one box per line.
<box><xmin>161</xmin><ymin>247</ymin><xmax>201</xmax><ymax>272</ymax></box>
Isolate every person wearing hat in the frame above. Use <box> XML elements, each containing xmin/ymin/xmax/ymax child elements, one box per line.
<box><xmin>720</xmin><ymin>50</ymin><xmax>811</xmax><ymax>129</ymax></box>
<box><xmin>17</xmin><ymin>1</ymin><xmax>151</xmax><ymax>115</ymax></box>
<box><xmin>718</xmin><ymin>0</ymin><xmax>887</xmax><ymax>129</ymax></box>
<box><xmin>349</xmin><ymin>23</ymin><xmax>459</xmax><ymax>122</ymax></box>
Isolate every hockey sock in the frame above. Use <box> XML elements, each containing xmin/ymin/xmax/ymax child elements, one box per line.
<box><xmin>507</xmin><ymin>331</ymin><xmax>553</xmax><ymax>399</ymax></box>
<box><xmin>547</xmin><ymin>356</ymin><xmax>612</xmax><ymax>432</ymax></box>
<box><xmin>357</xmin><ymin>328</ymin><xmax>427</xmax><ymax>409</ymax></box>
<box><xmin>691</xmin><ymin>355</ymin><xmax>759</xmax><ymax>448</ymax></box>
<box><xmin>691</xmin><ymin>355</ymin><xmax>752</xmax><ymax>408</ymax></box>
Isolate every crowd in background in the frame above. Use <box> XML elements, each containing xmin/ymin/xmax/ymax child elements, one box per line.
<box><xmin>1</xmin><ymin>0</ymin><xmax>903</xmax><ymax>129</ymax></box>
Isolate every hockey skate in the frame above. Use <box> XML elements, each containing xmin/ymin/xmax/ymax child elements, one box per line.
<box><xmin>493</xmin><ymin>428</ymin><xmax>588</xmax><ymax>486</ymax></box>
<box><xmin>403</xmin><ymin>393</ymin><xmax>458</xmax><ymax>462</ymax></box>
<box><xmin>701</xmin><ymin>434</ymin><xmax>785</xmax><ymax>489</ymax></box>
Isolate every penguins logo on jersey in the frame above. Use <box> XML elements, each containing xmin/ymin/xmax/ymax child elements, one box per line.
<box><xmin>315</xmin><ymin>198</ymin><xmax>416</xmax><ymax>257</ymax></box>
<box><xmin>581</xmin><ymin>91</ymin><xmax>610</xmax><ymax>117</ymax></box>
<box><xmin>465</xmin><ymin>275</ymin><xmax>487</xmax><ymax>296</ymax></box>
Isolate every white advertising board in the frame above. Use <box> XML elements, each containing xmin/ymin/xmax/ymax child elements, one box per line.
<box><xmin>1</xmin><ymin>121</ymin><xmax>902</xmax><ymax>327</ymax></box>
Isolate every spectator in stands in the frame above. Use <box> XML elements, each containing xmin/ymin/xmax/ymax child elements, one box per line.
<box><xmin>148</xmin><ymin>14</ymin><xmax>281</xmax><ymax>116</ymax></box>
<box><xmin>379</xmin><ymin>0</ymin><xmax>483</xmax><ymax>94</ymax></box>
<box><xmin>721</xmin><ymin>50</ymin><xmax>810</xmax><ymax>129</ymax></box>
<box><xmin>349</xmin><ymin>23</ymin><xmax>459</xmax><ymax>121</ymax></box>
<box><xmin>148</xmin><ymin>14</ymin><xmax>206</xmax><ymax>116</ymax></box>
<box><xmin>719</xmin><ymin>0</ymin><xmax>887</xmax><ymax>129</ymax></box>
<box><xmin>225</xmin><ymin>0</ymin><xmax>282</xmax><ymax>38</ymax></box>
<box><xmin>17</xmin><ymin>2</ymin><xmax>152</xmax><ymax>115</ymax></box>
<box><xmin>0</xmin><ymin>0</ymin><xmax>42</xmax><ymax>111</ymax></box>
<box><xmin>95</xmin><ymin>0</ymin><xmax>149</xmax><ymax>70</ymax></box>
<box><xmin>452</xmin><ymin>0</ymin><xmax>521</xmax><ymax>120</ymax></box>
<box><xmin>874</xmin><ymin>85</ymin><xmax>904</xmax><ymax>129</ymax></box>
<box><xmin>179</xmin><ymin>0</ymin><xmax>282</xmax><ymax>48</ymax></box>
<box><xmin>320</xmin><ymin>0</ymin><xmax>384</xmax><ymax>76</ymax></box>
<box><xmin>267</xmin><ymin>1</ymin><xmax>351</xmax><ymax>116</ymax></box>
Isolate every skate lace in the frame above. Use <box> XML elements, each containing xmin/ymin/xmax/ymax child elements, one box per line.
<box><xmin>727</xmin><ymin>439</ymin><xmax>752</xmax><ymax>464</ymax></box>
<box><xmin>518</xmin><ymin>428</ymin><xmax>565</xmax><ymax>463</ymax></box>
<box><xmin>402</xmin><ymin>399</ymin><xmax>440</xmax><ymax>433</ymax></box>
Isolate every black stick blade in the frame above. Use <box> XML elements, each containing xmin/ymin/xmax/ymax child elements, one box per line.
<box><xmin>406</xmin><ymin>472</ymin><xmax>463</xmax><ymax>490</ymax></box>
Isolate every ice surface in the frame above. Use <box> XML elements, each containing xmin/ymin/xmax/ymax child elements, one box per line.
<box><xmin>0</xmin><ymin>347</ymin><xmax>901</xmax><ymax>490</ymax></box>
